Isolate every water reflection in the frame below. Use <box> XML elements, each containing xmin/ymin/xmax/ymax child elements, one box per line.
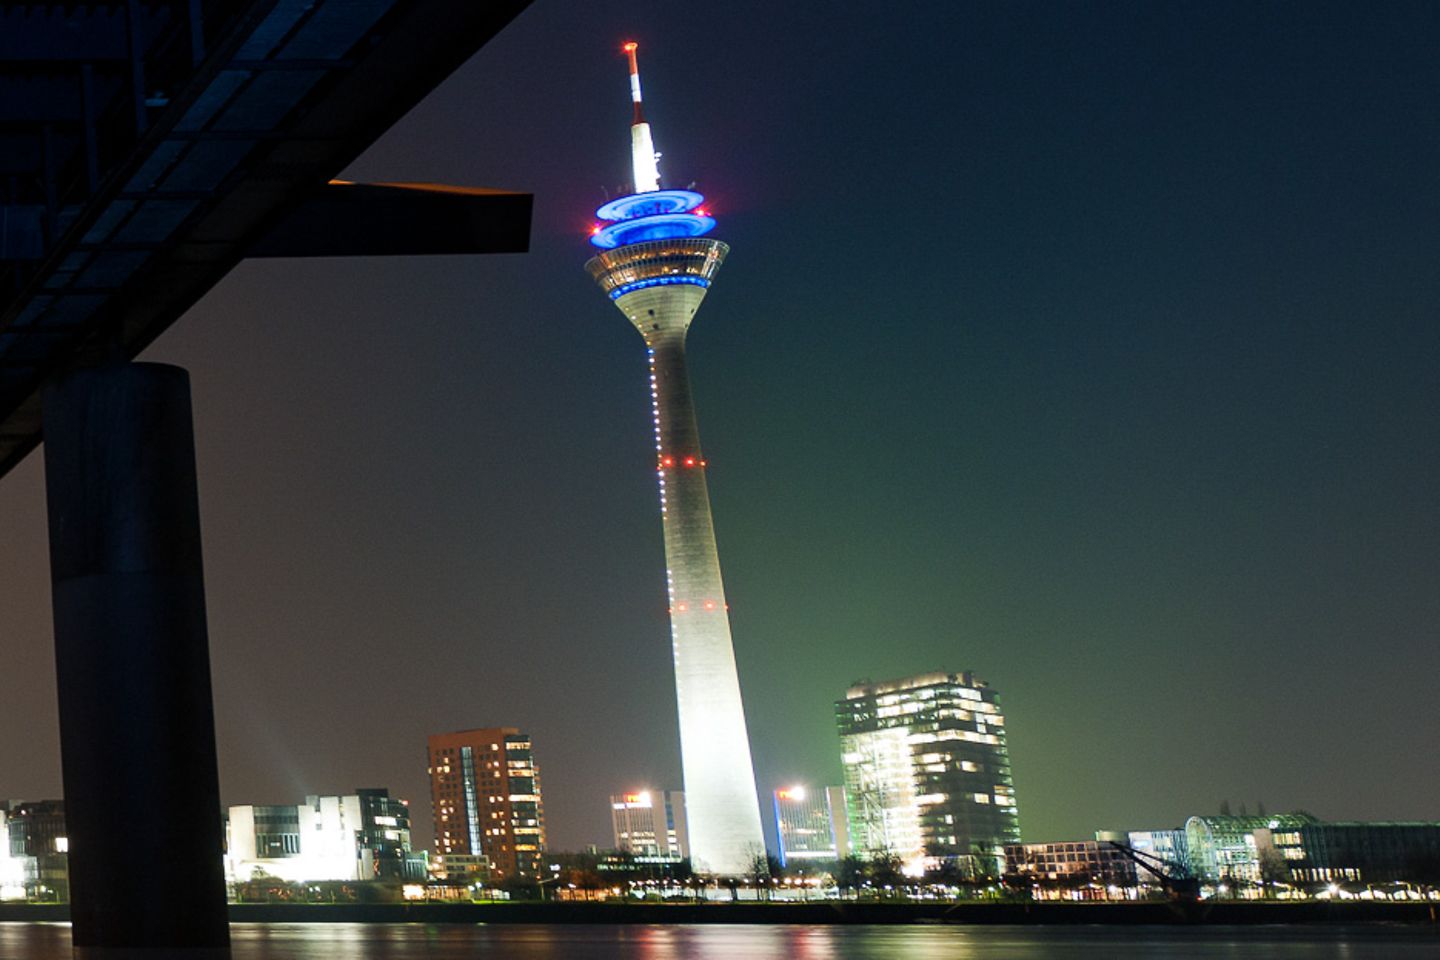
<box><xmin>0</xmin><ymin>923</ymin><xmax>1437</xmax><ymax>959</ymax></box>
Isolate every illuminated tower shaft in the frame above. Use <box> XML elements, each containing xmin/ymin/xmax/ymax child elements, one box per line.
<box><xmin>589</xmin><ymin>239</ymin><xmax>765</xmax><ymax>875</ymax></box>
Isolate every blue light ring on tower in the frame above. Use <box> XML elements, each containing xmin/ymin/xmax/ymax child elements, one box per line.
<box><xmin>609</xmin><ymin>276</ymin><xmax>711</xmax><ymax>300</ymax></box>
<box><xmin>591</xmin><ymin>212</ymin><xmax>717</xmax><ymax>249</ymax></box>
<box><xmin>596</xmin><ymin>189</ymin><xmax>705</xmax><ymax>222</ymax></box>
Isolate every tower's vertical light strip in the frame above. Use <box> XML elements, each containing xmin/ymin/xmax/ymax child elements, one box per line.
<box><xmin>584</xmin><ymin>42</ymin><xmax>765</xmax><ymax>875</ymax></box>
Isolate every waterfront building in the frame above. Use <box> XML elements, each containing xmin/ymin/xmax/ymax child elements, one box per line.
<box><xmin>1183</xmin><ymin>812</ymin><xmax>1319</xmax><ymax>882</ymax></box>
<box><xmin>0</xmin><ymin>806</ymin><xmax>24</xmax><ymax>901</ymax></box>
<box><xmin>3</xmin><ymin>800</ymin><xmax>68</xmax><ymax>901</ymax></box>
<box><xmin>1265</xmin><ymin>821</ymin><xmax>1440</xmax><ymax>884</ymax></box>
<box><xmin>427</xmin><ymin>728</ymin><xmax>546</xmax><ymax>881</ymax></box>
<box><xmin>1004</xmin><ymin>839</ymin><xmax>1136</xmax><ymax>887</ymax></box>
<box><xmin>828</xmin><ymin>786</ymin><xmax>852</xmax><ymax>859</ymax></box>
<box><xmin>429</xmin><ymin>853</ymin><xmax>492</xmax><ymax>885</ymax></box>
<box><xmin>773</xmin><ymin>785</ymin><xmax>844</xmax><ymax>866</ymax></box>
<box><xmin>1121</xmin><ymin>828</ymin><xmax>1189</xmax><ymax>884</ymax></box>
<box><xmin>583</xmin><ymin>41</ymin><xmax>766</xmax><ymax>876</ymax></box>
<box><xmin>610</xmin><ymin>790</ymin><xmax>688</xmax><ymax>860</ymax></box>
<box><xmin>225</xmin><ymin>788</ymin><xmax>425</xmax><ymax>883</ymax></box>
<box><xmin>836</xmin><ymin>672</ymin><xmax>1021</xmax><ymax>876</ymax></box>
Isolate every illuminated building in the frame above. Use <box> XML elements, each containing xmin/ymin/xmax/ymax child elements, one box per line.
<box><xmin>1004</xmin><ymin>840</ymin><xmax>1136</xmax><ymax>888</ymax></box>
<box><xmin>1183</xmin><ymin>812</ymin><xmax>1318</xmax><ymax>883</ymax></box>
<box><xmin>773</xmin><ymin>785</ymin><xmax>846</xmax><ymax>866</ymax></box>
<box><xmin>225</xmin><ymin>788</ymin><xmax>425</xmax><ymax>883</ymax></box>
<box><xmin>427</xmin><ymin>728</ymin><xmax>546</xmax><ymax>881</ymax></box>
<box><xmin>1265</xmin><ymin>821</ymin><xmax>1440</xmax><ymax>884</ymax></box>
<box><xmin>2</xmin><ymin>800</ymin><xmax>68</xmax><ymax>901</ymax></box>
<box><xmin>611</xmin><ymin>790</ymin><xmax>688</xmax><ymax>860</ymax></box>
<box><xmin>1121</xmin><ymin>828</ymin><xmax>1189</xmax><ymax>884</ymax></box>
<box><xmin>0</xmin><ymin>807</ymin><xmax>25</xmax><ymax>901</ymax></box>
<box><xmin>584</xmin><ymin>41</ymin><xmax>764</xmax><ymax>875</ymax></box>
<box><xmin>836</xmin><ymin>672</ymin><xmax>1021</xmax><ymax>876</ymax></box>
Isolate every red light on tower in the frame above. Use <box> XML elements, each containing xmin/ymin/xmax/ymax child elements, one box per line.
<box><xmin>683</xmin><ymin>456</ymin><xmax>696</xmax><ymax>467</ymax></box>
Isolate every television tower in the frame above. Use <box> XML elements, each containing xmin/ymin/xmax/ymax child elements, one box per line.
<box><xmin>585</xmin><ymin>41</ymin><xmax>765</xmax><ymax>875</ymax></box>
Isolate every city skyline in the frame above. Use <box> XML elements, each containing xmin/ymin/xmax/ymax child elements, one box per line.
<box><xmin>0</xmin><ymin>1</ymin><xmax>1437</xmax><ymax>853</ymax></box>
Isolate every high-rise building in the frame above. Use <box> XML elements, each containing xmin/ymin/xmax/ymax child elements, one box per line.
<box><xmin>224</xmin><ymin>788</ymin><xmax>425</xmax><ymax>883</ymax></box>
<box><xmin>773</xmin><ymin>785</ymin><xmax>846</xmax><ymax>866</ymax></box>
<box><xmin>427</xmin><ymin>728</ymin><xmax>545</xmax><ymax>881</ymax></box>
<box><xmin>584</xmin><ymin>41</ymin><xmax>765</xmax><ymax>876</ymax></box>
<box><xmin>836</xmin><ymin>672</ymin><xmax>1021</xmax><ymax>876</ymax></box>
<box><xmin>610</xmin><ymin>790</ymin><xmax>688</xmax><ymax>860</ymax></box>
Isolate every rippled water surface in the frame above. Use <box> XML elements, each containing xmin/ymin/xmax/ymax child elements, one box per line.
<box><xmin>2</xmin><ymin>923</ymin><xmax>1438</xmax><ymax>958</ymax></box>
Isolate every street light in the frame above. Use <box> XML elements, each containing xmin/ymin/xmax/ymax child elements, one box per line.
<box><xmin>537</xmin><ymin>863</ymin><xmax>562</xmax><ymax>902</ymax></box>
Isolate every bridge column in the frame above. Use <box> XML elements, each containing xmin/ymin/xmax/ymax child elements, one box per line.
<box><xmin>43</xmin><ymin>362</ymin><xmax>229</xmax><ymax>957</ymax></box>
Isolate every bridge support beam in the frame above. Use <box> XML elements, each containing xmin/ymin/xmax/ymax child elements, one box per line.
<box><xmin>43</xmin><ymin>362</ymin><xmax>229</xmax><ymax>958</ymax></box>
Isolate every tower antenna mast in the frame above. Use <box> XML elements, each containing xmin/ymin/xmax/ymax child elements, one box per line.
<box><xmin>623</xmin><ymin>41</ymin><xmax>662</xmax><ymax>193</ymax></box>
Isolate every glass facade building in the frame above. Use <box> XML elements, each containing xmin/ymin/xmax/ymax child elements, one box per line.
<box><xmin>1</xmin><ymin>800</ymin><xmax>67</xmax><ymax>901</ymax></box>
<box><xmin>1183</xmin><ymin>813</ymin><xmax>1319</xmax><ymax>882</ymax></box>
<box><xmin>773</xmin><ymin>786</ymin><xmax>843</xmax><ymax>866</ymax></box>
<box><xmin>1267</xmin><ymin>821</ymin><xmax>1440</xmax><ymax>883</ymax></box>
<box><xmin>836</xmin><ymin>672</ymin><xmax>1021</xmax><ymax>876</ymax></box>
<box><xmin>1124</xmin><ymin>828</ymin><xmax>1189</xmax><ymax>884</ymax></box>
<box><xmin>610</xmin><ymin>789</ymin><xmax>688</xmax><ymax>860</ymax></box>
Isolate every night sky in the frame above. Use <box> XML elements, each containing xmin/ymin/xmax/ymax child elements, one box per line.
<box><xmin>2</xmin><ymin>1</ymin><xmax>1438</xmax><ymax>853</ymax></box>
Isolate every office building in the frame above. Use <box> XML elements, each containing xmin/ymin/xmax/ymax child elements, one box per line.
<box><xmin>3</xmin><ymin>800</ymin><xmax>68</xmax><ymax>901</ymax></box>
<box><xmin>1184</xmin><ymin>812</ymin><xmax>1318</xmax><ymax>883</ymax></box>
<box><xmin>0</xmin><ymin>806</ymin><xmax>25</xmax><ymax>901</ymax></box>
<box><xmin>837</xmin><ymin>672</ymin><xmax>1021</xmax><ymax>876</ymax></box>
<box><xmin>773</xmin><ymin>785</ymin><xmax>845</xmax><ymax>866</ymax></box>
<box><xmin>428</xmin><ymin>728</ymin><xmax>545</xmax><ymax>881</ymax></box>
<box><xmin>1121</xmin><ymin>828</ymin><xmax>1189</xmax><ymax>884</ymax></box>
<box><xmin>1265</xmin><ymin>821</ymin><xmax>1440</xmax><ymax>884</ymax></box>
<box><xmin>584</xmin><ymin>41</ymin><xmax>766</xmax><ymax>874</ymax></box>
<box><xmin>225</xmin><ymin>788</ymin><xmax>425</xmax><ymax>883</ymax></box>
<box><xmin>1004</xmin><ymin>839</ymin><xmax>1136</xmax><ymax>886</ymax></box>
<box><xmin>610</xmin><ymin>790</ymin><xmax>688</xmax><ymax>860</ymax></box>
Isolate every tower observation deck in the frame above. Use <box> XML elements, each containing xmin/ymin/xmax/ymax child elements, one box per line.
<box><xmin>585</xmin><ymin>42</ymin><xmax>765</xmax><ymax>876</ymax></box>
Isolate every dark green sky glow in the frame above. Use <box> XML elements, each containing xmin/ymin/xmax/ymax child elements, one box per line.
<box><xmin>1</xmin><ymin>1</ymin><xmax>1437</xmax><ymax>851</ymax></box>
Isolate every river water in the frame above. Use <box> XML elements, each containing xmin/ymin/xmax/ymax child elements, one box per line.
<box><xmin>1</xmin><ymin>923</ymin><xmax>1436</xmax><ymax>958</ymax></box>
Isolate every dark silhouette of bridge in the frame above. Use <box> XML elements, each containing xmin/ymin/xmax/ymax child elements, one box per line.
<box><xmin>0</xmin><ymin>2</ymin><xmax>532</xmax><ymax>954</ymax></box>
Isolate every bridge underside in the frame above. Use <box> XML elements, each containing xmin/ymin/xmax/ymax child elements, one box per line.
<box><xmin>0</xmin><ymin>1</ymin><xmax>532</xmax><ymax>954</ymax></box>
<box><xmin>0</xmin><ymin>0</ymin><xmax>533</xmax><ymax>480</ymax></box>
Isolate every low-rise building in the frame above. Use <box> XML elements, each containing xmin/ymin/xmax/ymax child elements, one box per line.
<box><xmin>3</xmin><ymin>800</ymin><xmax>68</xmax><ymax>901</ymax></box>
<box><xmin>1266</xmin><ymin>821</ymin><xmax>1440</xmax><ymax>884</ymax></box>
<box><xmin>1184</xmin><ymin>813</ymin><xmax>1318</xmax><ymax>882</ymax></box>
<box><xmin>1004</xmin><ymin>839</ymin><xmax>1136</xmax><ymax>887</ymax></box>
<box><xmin>226</xmin><ymin>788</ymin><xmax>425</xmax><ymax>883</ymax></box>
<box><xmin>1119</xmin><ymin>828</ymin><xmax>1189</xmax><ymax>884</ymax></box>
<box><xmin>773</xmin><ymin>785</ymin><xmax>845</xmax><ymax>866</ymax></box>
<box><xmin>610</xmin><ymin>790</ymin><xmax>687</xmax><ymax>860</ymax></box>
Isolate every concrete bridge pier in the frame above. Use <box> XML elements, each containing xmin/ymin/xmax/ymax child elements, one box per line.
<box><xmin>43</xmin><ymin>362</ymin><xmax>230</xmax><ymax>958</ymax></box>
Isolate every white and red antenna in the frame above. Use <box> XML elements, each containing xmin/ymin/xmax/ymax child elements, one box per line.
<box><xmin>623</xmin><ymin>41</ymin><xmax>662</xmax><ymax>193</ymax></box>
